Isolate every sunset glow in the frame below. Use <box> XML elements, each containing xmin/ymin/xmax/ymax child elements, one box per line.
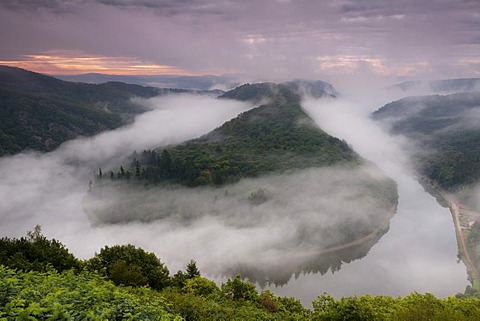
<box><xmin>0</xmin><ymin>52</ymin><xmax>193</xmax><ymax>76</ymax></box>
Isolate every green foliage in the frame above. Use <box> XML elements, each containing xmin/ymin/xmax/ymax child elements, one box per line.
<box><xmin>0</xmin><ymin>225</ymin><xmax>81</xmax><ymax>273</ymax></box>
<box><xmin>2</xmin><ymin>231</ymin><xmax>480</xmax><ymax>320</ymax></box>
<box><xmin>0</xmin><ymin>266</ymin><xmax>180</xmax><ymax>320</ymax></box>
<box><xmin>221</xmin><ymin>275</ymin><xmax>259</xmax><ymax>301</ymax></box>
<box><xmin>421</xmin><ymin>131</ymin><xmax>480</xmax><ymax>188</ymax></box>
<box><xmin>183</xmin><ymin>277</ymin><xmax>219</xmax><ymax>296</ymax></box>
<box><xmin>312</xmin><ymin>292</ymin><xmax>480</xmax><ymax>321</ymax></box>
<box><xmin>173</xmin><ymin>259</ymin><xmax>201</xmax><ymax>288</ymax></box>
<box><xmin>86</xmin><ymin>244</ymin><xmax>170</xmax><ymax>290</ymax></box>
<box><xmin>161</xmin><ymin>285</ymin><xmax>311</xmax><ymax>321</ymax></box>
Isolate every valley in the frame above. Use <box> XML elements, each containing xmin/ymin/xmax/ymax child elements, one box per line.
<box><xmin>0</xmin><ymin>66</ymin><xmax>478</xmax><ymax>306</ymax></box>
<box><xmin>2</xmin><ymin>1</ymin><xmax>480</xmax><ymax>318</ymax></box>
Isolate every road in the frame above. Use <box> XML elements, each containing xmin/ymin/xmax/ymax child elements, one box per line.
<box><xmin>444</xmin><ymin>192</ymin><xmax>480</xmax><ymax>287</ymax></box>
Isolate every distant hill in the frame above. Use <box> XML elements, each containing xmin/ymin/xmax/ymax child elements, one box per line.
<box><xmin>373</xmin><ymin>92</ymin><xmax>480</xmax><ymax>190</ymax></box>
<box><xmin>55</xmin><ymin>73</ymin><xmax>240</xmax><ymax>91</ymax></box>
<box><xmin>0</xmin><ymin>66</ymin><xmax>204</xmax><ymax>156</ymax></box>
<box><xmin>0</xmin><ymin>65</ymin><xmax>166</xmax><ymax>114</ymax></box>
<box><xmin>390</xmin><ymin>78</ymin><xmax>480</xmax><ymax>94</ymax></box>
<box><xmin>219</xmin><ymin>80</ymin><xmax>337</xmax><ymax>103</ymax></box>
<box><xmin>283</xmin><ymin>80</ymin><xmax>339</xmax><ymax>98</ymax></box>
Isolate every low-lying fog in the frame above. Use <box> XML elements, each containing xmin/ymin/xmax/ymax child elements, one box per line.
<box><xmin>0</xmin><ymin>94</ymin><xmax>253</xmax><ymax>257</ymax></box>
<box><xmin>0</xmin><ymin>89</ymin><xmax>469</xmax><ymax>304</ymax></box>
<box><xmin>279</xmin><ymin>94</ymin><xmax>467</xmax><ymax>303</ymax></box>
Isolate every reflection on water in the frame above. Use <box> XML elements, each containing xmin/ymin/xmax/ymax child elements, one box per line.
<box><xmin>225</xmin><ymin>227</ymin><xmax>389</xmax><ymax>287</ymax></box>
<box><xmin>84</xmin><ymin>165</ymin><xmax>398</xmax><ymax>289</ymax></box>
<box><xmin>266</xmin><ymin>174</ymin><xmax>468</xmax><ymax>304</ymax></box>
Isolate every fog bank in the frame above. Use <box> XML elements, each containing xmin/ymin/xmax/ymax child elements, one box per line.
<box><xmin>0</xmin><ymin>94</ymin><xmax>253</xmax><ymax>259</ymax></box>
<box><xmin>268</xmin><ymin>95</ymin><xmax>468</xmax><ymax>303</ymax></box>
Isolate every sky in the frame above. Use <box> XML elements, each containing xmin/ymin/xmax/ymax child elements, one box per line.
<box><xmin>1</xmin><ymin>0</ymin><xmax>480</xmax><ymax>83</ymax></box>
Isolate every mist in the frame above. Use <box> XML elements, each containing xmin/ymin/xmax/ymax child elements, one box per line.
<box><xmin>0</xmin><ymin>94</ymin><xmax>253</xmax><ymax>259</ymax></box>
<box><xmin>0</xmin><ymin>88</ymin><xmax>469</xmax><ymax>304</ymax></box>
<box><xmin>84</xmin><ymin>163</ymin><xmax>396</xmax><ymax>284</ymax></box>
<box><xmin>273</xmin><ymin>93</ymin><xmax>467</xmax><ymax>302</ymax></box>
<box><xmin>0</xmin><ymin>89</ymin><xmax>397</xmax><ymax>285</ymax></box>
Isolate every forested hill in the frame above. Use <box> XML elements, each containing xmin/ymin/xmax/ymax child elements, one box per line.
<box><xmin>0</xmin><ymin>66</ymin><xmax>186</xmax><ymax>156</ymax></box>
<box><xmin>113</xmin><ymin>83</ymin><xmax>358</xmax><ymax>187</ymax></box>
<box><xmin>218</xmin><ymin>80</ymin><xmax>337</xmax><ymax>103</ymax></box>
<box><xmin>0</xmin><ymin>66</ymin><xmax>164</xmax><ymax>113</ymax></box>
<box><xmin>372</xmin><ymin>92</ymin><xmax>480</xmax><ymax>189</ymax></box>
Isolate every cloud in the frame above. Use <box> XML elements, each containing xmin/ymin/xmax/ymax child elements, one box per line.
<box><xmin>1</xmin><ymin>0</ymin><xmax>480</xmax><ymax>80</ymax></box>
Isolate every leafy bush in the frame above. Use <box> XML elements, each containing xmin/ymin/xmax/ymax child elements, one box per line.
<box><xmin>0</xmin><ymin>225</ymin><xmax>81</xmax><ymax>273</ymax></box>
<box><xmin>0</xmin><ymin>266</ymin><xmax>180</xmax><ymax>320</ymax></box>
<box><xmin>86</xmin><ymin>244</ymin><xmax>170</xmax><ymax>290</ymax></box>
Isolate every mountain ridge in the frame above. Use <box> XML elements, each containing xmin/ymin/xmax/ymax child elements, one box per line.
<box><xmin>0</xmin><ymin>66</ymin><xmax>219</xmax><ymax>156</ymax></box>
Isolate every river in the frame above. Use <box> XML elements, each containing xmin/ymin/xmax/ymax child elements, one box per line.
<box><xmin>268</xmin><ymin>98</ymin><xmax>468</xmax><ymax>305</ymax></box>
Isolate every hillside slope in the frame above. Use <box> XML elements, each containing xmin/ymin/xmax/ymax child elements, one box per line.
<box><xmin>0</xmin><ymin>66</ymin><xmax>182</xmax><ymax>155</ymax></box>
<box><xmin>117</xmin><ymin>83</ymin><xmax>357</xmax><ymax>187</ymax></box>
<box><xmin>373</xmin><ymin>92</ymin><xmax>480</xmax><ymax>189</ymax></box>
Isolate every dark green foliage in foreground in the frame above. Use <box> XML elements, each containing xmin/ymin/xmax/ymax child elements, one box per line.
<box><xmin>312</xmin><ymin>292</ymin><xmax>480</xmax><ymax>321</ymax></box>
<box><xmin>112</xmin><ymin>85</ymin><xmax>358</xmax><ymax>187</ymax></box>
<box><xmin>0</xmin><ymin>225</ymin><xmax>81</xmax><ymax>273</ymax></box>
<box><xmin>3</xmin><ymin>265</ymin><xmax>480</xmax><ymax>321</ymax></box>
<box><xmin>2</xmin><ymin>231</ymin><xmax>480</xmax><ymax>320</ymax></box>
<box><xmin>0</xmin><ymin>266</ymin><xmax>179</xmax><ymax>320</ymax></box>
<box><xmin>373</xmin><ymin>92</ymin><xmax>480</xmax><ymax>189</ymax></box>
<box><xmin>85</xmin><ymin>244</ymin><xmax>170</xmax><ymax>290</ymax></box>
<box><xmin>466</xmin><ymin>222</ymin><xmax>480</xmax><ymax>285</ymax></box>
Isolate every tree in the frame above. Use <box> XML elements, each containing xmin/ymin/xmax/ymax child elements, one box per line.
<box><xmin>109</xmin><ymin>260</ymin><xmax>148</xmax><ymax>287</ymax></box>
<box><xmin>173</xmin><ymin>259</ymin><xmax>201</xmax><ymax>288</ymax></box>
<box><xmin>26</xmin><ymin>224</ymin><xmax>42</xmax><ymax>240</ymax></box>
<box><xmin>183</xmin><ymin>277</ymin><xmax>219</xmax><ymax>296</ymax></box>
<box><xmin>221</xmin><ymin>275</ymin><xmax>258</xmax><ymax>301</ymax></box>
<box><xmin>0</xmin><ymin>225</ymin><xmax>81</xmax><ymax>273</ymax></box>
<box><xmin>186</xmin><ymin>260</ymin><xmax>201</xmax><ymax>279</ymax></box>
<box><xmin>86</xmin><ymin>244</ymin><xmax>170</xmax><ymax>290</ymax></box>
<box><xmin>119</xmin><ymin>165</ymin><xmax>125</xmax><ymax>178</ymax></box>
<box><xmin>160</xmin><ymin>149</ymin><xmax>172</xmax><ymax>179</ymax></box>
<box><xmin>135</xmin><ymin>159</ymin><xmax>141</xmax><ymax>178</ymax></box>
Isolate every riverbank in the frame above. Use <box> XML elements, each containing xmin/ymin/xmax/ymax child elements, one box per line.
<box><xmin>438</xmin><ymin>189</ymin><xmax>480</xmax><ymax>291</ymax></box>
